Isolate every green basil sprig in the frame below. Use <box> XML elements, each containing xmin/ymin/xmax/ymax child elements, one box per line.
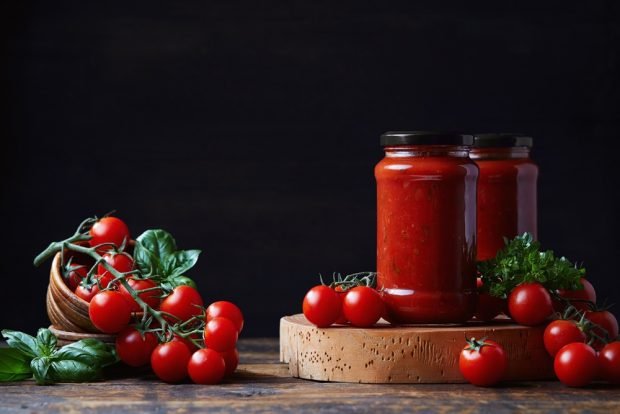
<box><xmin>1</xmin><ymin>328</ymin><xmax>117</xmax><ymax>385</ymax></box>
<box><xmin>133</xmin><ymin>229</ymin><xmax>200</xmax><ymax>290</ymax></box>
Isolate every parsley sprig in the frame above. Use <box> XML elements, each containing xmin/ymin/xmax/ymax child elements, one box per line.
<box><xmin>478</xmin><ymin>233</ymin><xmax>585</xmax><ymax>298</ymax></box>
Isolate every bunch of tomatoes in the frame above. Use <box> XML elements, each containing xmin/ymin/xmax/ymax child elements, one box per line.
<box><xmin>57</xmin><ymin>216</ymin><xmax>244</xmax><ymax>385</ymax></box>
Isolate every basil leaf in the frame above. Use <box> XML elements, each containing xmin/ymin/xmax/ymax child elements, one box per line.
<box><xmin>133</xmin><ymin>239</ymin><xmax>160</xmax><ymax>276</ymax></box>
<box><xmin>55</xmin><ymin>339</ymin><xmax>117</xmax><ymax>368</ymax></box>
<box><xmin>31</xmin><ymin>357</ymin><xmax>52</xmax><ymax>385</ymax></box>
<box><xmin>137</xmin><ymin>229</ymin><xmax>177</xmax><ymax>261</ymax></box>
<box><xmin>48</xmin><ymin>360</ymin><xmax>101</xmax><ymax>382</ymax></box>
<box><xmin>35</xmin><ymin>328</ymin><xmax>57</xmax><ymax>356</ymax></box>
<box><xmin>0</xmin><ymin>348</ymin><xmax>32</xmax><ymax>382</ymax></box>
<box><xmin>162</xmin><ymin>275</ymin><xmax>197</xmax><ymax>291</ymax></box>
<box><xmin>164</xmin><ymin>250</ymin><xmax>201</xmax><ymax>277</ymax></box>
<box><xmin>2</xmin><ymin>330</ymin><xmax>39</xmax><ymax>358</ymax></box>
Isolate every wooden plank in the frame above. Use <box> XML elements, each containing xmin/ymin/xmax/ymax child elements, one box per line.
<box><xmin>280</xmin><ymin>314</ymin><xmax>554</xmax><ymax>383</ymax></box>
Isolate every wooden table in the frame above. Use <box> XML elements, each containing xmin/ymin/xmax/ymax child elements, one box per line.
<box><xmin>1</xmin><ymin>338</ymin><xmax>619</xmax><ymax>413</ymax></box>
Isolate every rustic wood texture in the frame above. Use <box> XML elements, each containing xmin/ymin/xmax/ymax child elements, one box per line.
<box><xmin>1</xmin><ymin>338</ymin><xmax>619</xmax><ymax>413</ymax></box>
<box><xmin>281</xmin><ymin>314</ymin><xmax>554</xmax><ymax>383</ymax></box>
<box><xmin>48</xmin><ymin>325</ymin><xmax>116</xmax><ymax>347</ymax></box>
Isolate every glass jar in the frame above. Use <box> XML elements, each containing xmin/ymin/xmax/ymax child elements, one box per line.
<box><xmin>470</xmin><ymin>134</ymin><xmax>538</xmax><ymax>261</ymax></box>
<box><xmin>375</xmin><ymin>132</ymin><xmax>478</xmax><ymax>324</ymax></box>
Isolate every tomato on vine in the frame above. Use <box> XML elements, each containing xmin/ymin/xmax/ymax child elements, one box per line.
<box><xmin>342</xmin><ymin>286</ymin><xmax>384</xmax><ymax>328</ymax></box>
<box><xmin>599</xmin><ymin>341</ymin><xmax>620</xmax><ymax>384</ymax></box>
<box><xmin>97</xmin><ymin>252</ymin><xmax>134</xmax><ymax>289</ymax></box>
<box><xmin>459</xmin><ymin>338</ymin><xmax>507</xmax><ymax>387</ymax></box>
<box><xmin>554</xmin><ymin>342</ymin><xmax>598</xmax><ymax>387</ymax></box>
<box><xmin>206</xmin><ymin>301</ymin><xmax>244</xmax><ymax>333</ymax></box>
<box><xmin>508</xmin><ymin>282</ymin><xmax>553</xmax><ymax>326</ymax></box>
<box><xmin>120</xmin><ymin>278</ymin><xmax>161</xmax><ymax>312</ymax></box>
<box><xmin>160</xmin><ymin>286</ymin><xmax>204</xmax><ymax>322</ymax></box>
<box><xmin>151</xmin><ymin>341</ymin><xmax>192</xmax><ymax>383</ymax></box>
<box><xmin>75</xmin><ymin>282</ymin><xmax>100</xmax><ymax>302</ymax></box>
<box><xmin>302</xmin><ymin>285</ymin><xmax>342</xmax><ymax>328</ymax></box>
<box><xmin>63</xmin><ymin>263</ymin><xmax>87</xmax><ymax>291</ymax></box>
<box><xmin>220</xmin><ymin>348</ymin><xmax>239</xmax><ymax>377</ymax></box>
<box><xmin>89</xmin><ymin>291</ymin><xmax>131</xmax><ymax>333</ymax></box>
<box><xmin>585</xmin><ymin>309</ymin><xmax>619</xmax><ymax>350</ymax></box>
<box><xmin>115</xmin><ymin>327</ymin><xmax>158</xmax><ymax>367</ymax></box>
<box><xmin>187</xmin><ymin>348</ymin><xmax>226</xmax><ymax>385</ymax></box>
<box><xmin>89</xmin><ymin>216</ymin><xmax>130</xmax><ymax>251</ymax></box>
<box><xmin>203</xmin><ymin>317</ymin><xmax>238</xmax><ymax>352</ymax></box>
<box><xmin>543</xmin><ymin>319</ymin><xmax>587</xmax><ymax>357</ymax></box>
<box><xmin>556</xmin><ymin>278</ymin><xmax>596</xmax><ymax>312</ymax></box>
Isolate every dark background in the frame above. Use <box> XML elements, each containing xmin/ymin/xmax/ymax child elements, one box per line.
<box><xmin>2</xmin><ymin>1</ymin><xmax>619</xmax><ymax>337</ymax></box>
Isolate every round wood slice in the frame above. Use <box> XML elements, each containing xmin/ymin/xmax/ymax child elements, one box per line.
<box><xmin>280</xmin><ymin>314</ymin><xmax>554</xmax><ymax>384</ymax></box>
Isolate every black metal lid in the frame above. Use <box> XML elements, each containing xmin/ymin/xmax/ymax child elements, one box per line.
<box><xmin>473</xmin><ymin>133</ymin><xmax>533</xmax><ymax>148</ymax></box>
<box><xmin>380</xmin><ymin>131</ymin><xmax>474</xmax><ymax>147</ymax></box>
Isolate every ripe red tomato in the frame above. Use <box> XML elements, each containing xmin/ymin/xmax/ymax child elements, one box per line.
<box><xmin>97</xmin><ymin>252</ymin><xmax>134</xmax><ymax>288</ymax></box>
<box><xmin>172</xmin><ymin>334</ymin><xmax>200</xmax><ymax>352</ymax></box>
<box><xmin>585</xmin><ymin>310</ymin><xmax>619</xmax><ymax>350</ymax></box>
<box><xmin>115</xmin><ymin>327</ymin><xmax>158</xmax><ymax>367</ymax></box>
<box><xmin>543</xmin><ymin>319</ymin><xmax>587</xmax><ymax>357</ymax></box>
<box><xmin>75</xmin><ymin>283</ymin><xmax>99</xmax><ymax>302</ymax></box>
<box><xmin>119</xmin><ymin>278</ymin><xmax>161</xmax><ymax>312</ymax></box>
<box><xmin>474</xmin><ymin>278</ymin><xmax>507</xmax><ymax>322</ymax></box>
<box><xmin>63</xmin><ymin>264</ymin><xmax>87</xmax><ymax>291</ymax></box>
<box><xmin>508</xmin><ymin>282</ymin><xmax>553</xmax><ymax>326</ymax></box>
<box><xmin>187</xmin><ymin>348</ymin><xmax>226</xmax><ymax>385</ymax></box>
<box><xmin>203</xmin><ymin>317</ymin><xmax>238</xmax><ymax>352</ymax></box>
<box><xmin>342</xmin><ymin>286</ymin><xmax>384</xmax><ymax>328</ymax></box>
<box><xmin>333</xmin><ymin>287</ymin><xmax>348</xmax><ymax>325</ymax></box>
<box><xmin>89</xmin><ymin>217</ymin><xmax>130</xmax><ymax>251</ymax></box>
<box><xmin>206</xmin><ymin>301</ymin><xmax>244</xmax><ymax>333</ymax></box>
<box><xmin>556</xmin><ymin>278</ymin><xmax>596</xmax><ymax>312</ymax></box>
<box><xmin>459</xmin><ymin>338</ymin><xmax>507</xmax><ymax>387</ymax></box>
<box><xmin>220</xmin><ymin>348</ymin><xmax>239</xmax><ymax>377</ymax></box>
<box><xmin>302</xmin><ymin>285</ymin><xmax>342</xmax><ymax>328</ymax></box>
<box><xmin>599</xmin><ymin>341</ymin><xmax>620</xmax><ymax>384</ymax></box>
<box><xmin>160</xmin><ymin>286</ymin><xmax>204</xmax><ymax>323</ymax></box>
<box><xmin>89</xmin><ymin>291</ymin><xmax>132</xmax><ymax>333</ymax></box>
<box><xmin>554</xmin><ymin>342</ymin><xmax>598</xmax><ymax>387</ymax></box>
<box><xmin>151</xmin><ymin>341</ymin><xmax>192</xmax><ymax>383</ymax></box>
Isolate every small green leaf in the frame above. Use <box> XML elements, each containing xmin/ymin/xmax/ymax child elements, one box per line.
<box><xmin>164</xmin><ymin>250</ymin><xmax>201</xmax><ymax>277</ymax></box>
<box><xmin>164</xmin><ymin>275</ymin><xmax>197</xmax><ymax>290</ymax></box>
<box><xmin>35</xmin><ymin>329</ymin><xmax>57</xmax><ymax>356</ymax></box>
<box><xmin>2</xmin><ymin>330</ymin><xmax>39</xmax><ymax>358</ymax></box>
<box><xmin>0</xmin><ymin>348</ymin><xmax>32</xmax><ymax>382</ymax></box>
<box><xmin>48</xmin><ymin>360</ymin><xmax>101</xmax><ymax>382</ymax></box>
<box><xmin>31</xmin><ymin>357</ymin><xmax>52</xmax><ymax>385</ymax></box>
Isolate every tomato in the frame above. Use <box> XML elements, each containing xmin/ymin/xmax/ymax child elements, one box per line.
<box><xmin>97</xmin><ymin>252</ymin><xmax>134</xmax><ymax>288</ymax></box>
<box><xmin>115</xmin><ymin>327</ymin><xmax>158</xmax><ymax>367</ymax></box>
<box><xmin>205</xmin><ymin>301</ymin><xmax>244</xmax><ymax>333</ymax></box>
<box><xmin>63</xmin><ymin>263</ymin><xmax>87</xmax><ymax>291</ymax></box>
<box><xmin>75</xmin><ymin>282</ymin><xmax>99</xmax><ymax>302</ymax></box>
<box><xmin>187</xmin><ymin>348</ymin><xmax>226</xmax><ymax>384</ymax></box>
<box><xmin>119</xmin><ymin>278</ymin><xmax>161</xmax><ymax>312</ymax></box>
<box><xmin>89</xmin><ymin>291</ymin><xmax>132</xmax><ymax>333</ymax></box>
<box><xmin>302</xmin><ymin>285</ymin><xmax>342</xmax><ymax>328</ymax></box>
<box><xmin>554</xmin><ymin>342</ymin><xmax>598</xmax><ymax>387</ymax></box>
<box><xmin>599</xmin><ymin>341</ymin><xmax>620</xmax><ymax>384</ymax></box>
<box><xmin>151</xmin><ymin>341</ymin><xmax>192</xmax><ymax>383</ymax></box>
<box><xmin>203</xmin><ymin>317</ymin><xmax>238</xmax><ymax>352</ymax></box>
<box><xmin>543</xmin><ymin>319</ymin><xmax>587</xmax><ymax>357</ymax></box>
<box><xmin>221</xmin><ymin>348</ymin><xmax>239</xmax><ymax>376</ymax></box>
<box><xmin>333</xmin><ymin>287</ymin><xmax>348</xmax><ymax>325</ymax></box>
<box><xmin>459</xmin><ymin>338</ymin><xmax>507</xmax><ymax>387</ymax></box>
<box><xmin>160</xmin><ymin>286</ymin><xmax>204</xmax><ymax>323</ymax></box>
<box><xmin>474</xmin><ymin>278</ymin><xmax>507</xmax><ymax>322</ymax></box>
<box><xmin>507</xmin><ymin>282</ymin><xmax>553</xmax><ymax>326</ymax></box>
<box><xmin>172</xmin><ymin>334</ymin><xmax>201</xmax><ymax>352</ymax></box>
<box><xmin>585</xmin><ymin>310</ymin><xmax>619</xmax><ymax>350</ymax></box>
<box><xmin>556</xmin><ymin>278</ymin><xmax>596</xmax><ymax>312</ymax></box>
<box><xmin>89</xmin><ymin>216</ymin><xmax>130</xmax><ymax>251</ymax></box>
<box><xmin>342</xmin><ymin>286</ymin><xmax>384</xmax><ymax>328</ymax></box>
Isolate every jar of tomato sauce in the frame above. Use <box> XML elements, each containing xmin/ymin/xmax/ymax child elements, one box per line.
<box><xmin>375</xmin><ymin>132</ymin><xmax>478</xmax><ymax>324</ymax></box>
<box><xmin>471</xmin><ymin>134</ymin><xmax>538</xmax><ymax>261</ymax></box>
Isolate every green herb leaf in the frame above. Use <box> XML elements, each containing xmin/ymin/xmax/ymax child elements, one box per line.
<box><xmin>164</xmin><ymin>250</ymin><xmax>201</xmax><ymax>277</ymax></box>
<box><xmin>478</xmin><ymin>233</ymin><xmax>585</xmax><ymax>298</ymax></box>
<box><xmin>31</xmin><ymin>357</ymin><xmax>52</xmax><ymax>385</ymax></box>
<box><xmin>35</xmin><ymin>328</ymin><xmax>57</xmax><ymax>356</ymax></box>
<box><xmin>48</xmin><ymin>359</ymin><xmax>101</xmax><ymax>382</ymax></box>
<box><xmin>0</xmin><ymin>348</ymin><xmax>32</xmax><ymax>382</ymax></box>
<box><xmin>2</xmin><ymin>330</ymin><xmax>39</xmax><ymax>358</ymax></box>
<box><xmin>55</xmin><ymin>339</ymin><xmax>117</xmax><ymax>368</ymax></box>
<box><xmin>161</xmin><ymin>275</ymin><xmax>197</xmax><ymax>291</ymax></box>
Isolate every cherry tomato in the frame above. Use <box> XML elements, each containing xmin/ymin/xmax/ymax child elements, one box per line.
<box><xmin>172</xmin><ymin>334</ymin><xmax>200</xmax><ymax>352</ymax></box>
<box><xmin>206</xmin><ymin>301</ymin><xmax>244</xmax><ymax>333</ymax></box>
<box><xmin>543</xmin><ymin>319</ymin><xmax>587</xmax><ymax>357</ymax></box>
<box><xmin>508</xmin><ymin>282</ymin><xmax>553</xmax><ymax>326</ymax></box>
<box><xmin>554</xmin><ymin>342</ymin><xmax>598</xmax><ymax>387</ymax></box>
<box><xmin>302</xmin><ymin>285</ymin><xmax>342</xmax><ymax>328</ymax></box>
<box><xmin>187</xmin><ymin>348</ymin><xmax>226</xmax><ymax>385</ymax></box>
<box><xmin>220</xmin><ymin>348</ymin><xmax>239</xmax><ymax>376</ymax></box>
<box><xmin>97</xmin><ymin>252</ymin><xmax>134</xmax><ymax>288</ymax></box>
<box><xmin>599</xmin><ymin>341</ymin><xmax>620</xmax><ymax>384</ymax></box>
<box><xmin>203</xmin><ymin>317</ymin><xmax>238</xmax><ymax>352</ymax></box>
<box><xmin>333</xmin><ymin>286</ymin><xmax>348</xmax><ymax>325</ymax></box>
<box><xmin>151</xmin><ymin>341</ymin><xmax>192</xmax><ymax>383</ymax></box>
<box><xmin>115</xmin><ymin>327</ymin><xmax>158</xmax><ymax>367</ymax></box>
<box><xmin>474</xmin><ymin>278</ymin><xmax>507</xmax><ymax>322</ymax></box>
<box><xmin>63</xmin><ymin>263</ymin><xmax>87</xmax><ymax>291</ymax></box>
<box><xmin>556</xmin><ymin>278</ymin><xmax>596</xmax><ymax>312</ymax></box>
<box><xmin>119</xmin><ymin>278</ymin><xmax>161</xmax><ymax>312</ymax></box>
<box><xmin>75</xmin><ymin>283</ymin><xmax>99</xmax><ymax>302</ymax></box>
<box><xmin>585</xmin><ymin>310</ymin><xmax>619</xmax><ymax>350</ymax></box>
<box><xmin>160</xmin><ymin>286</ymin><xmax>204</xmax><ymax>322</ymax></box>
<box><xmin>459</xmin><ymin>338</ymin><xmax>507</xmax><ymax>387</ymax></box>
<box><xmin>89</xmin><ymin>291</ymin><xmax>131</xmax><ymax>333</ymax></box>
<box><xmin>342</xmin><ymin>286</ymin><xmax>384</xmax><ymax>328</ymax></box>
<box><xmin>89</xmin><ymin>216</ymin><xmax>130</xmax><ymax>251</ymax></box>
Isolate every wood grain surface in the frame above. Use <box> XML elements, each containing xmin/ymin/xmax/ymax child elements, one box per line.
<box><xmin>1</xmin><ymin>338</ymin><xmax>619</xmax><ymax>413</ymax></box>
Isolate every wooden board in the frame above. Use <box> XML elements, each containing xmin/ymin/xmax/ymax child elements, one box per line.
<box><xmin>280</xmin><ymin>314</ymin><xmax>554</xmax><ymax>384</ymax></box>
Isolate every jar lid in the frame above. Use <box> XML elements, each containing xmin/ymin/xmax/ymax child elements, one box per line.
<box><xmin>380</xmin><ymin>131</ymin><xmax>474</xmax><ymax>147</ymax></box>
<box><xmin>473</xmin><ymin>133</ymin><xmax>533</xmax><ymax>148</ymax></box>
